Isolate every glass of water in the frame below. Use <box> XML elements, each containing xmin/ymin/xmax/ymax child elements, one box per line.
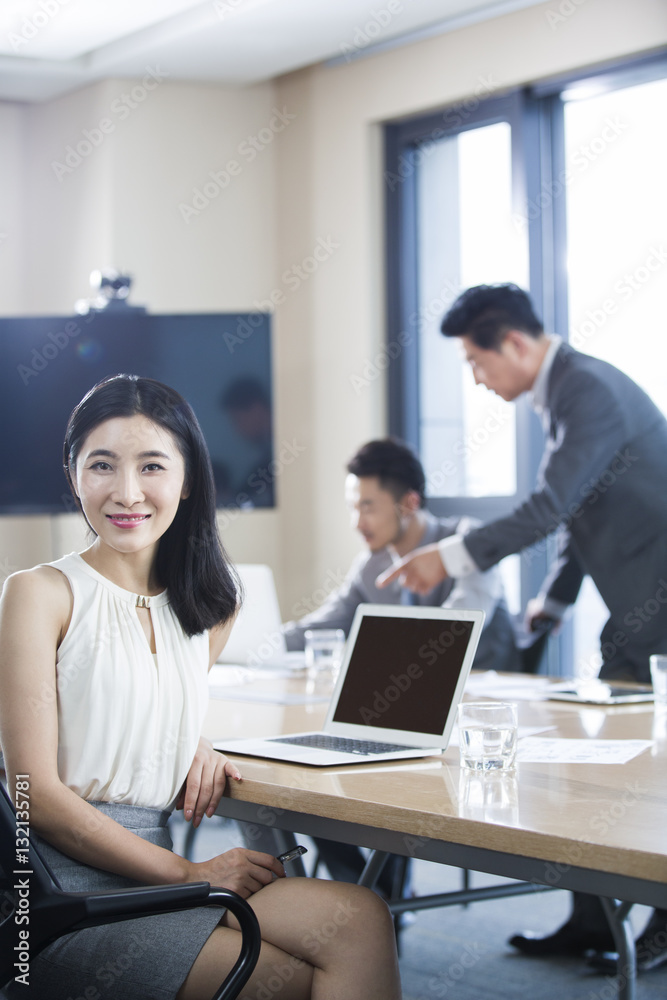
<box><xmin>458</xmin><ymin>701</ymin><xmax>518</xmax><ymax>772</ymax></box>
<box><xmin>650</xmin><ymin>654</ymin><xmax>667</xmax><ymax>705</ymax></box>
<box><xmin>304</xmin><ymin>629</ymin><xmax>345</xmax><ymax>689</ymax></box>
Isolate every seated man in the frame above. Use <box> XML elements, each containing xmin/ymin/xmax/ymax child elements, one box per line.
<box><xmin>282</xmin><ymin>437</ymin><xmax>518</xmax><ymax>673</ymax></box>
<box><xmin>281</xmin><ymin>438</ymin><xmax>519</xmax><ymax>896</ymax></box>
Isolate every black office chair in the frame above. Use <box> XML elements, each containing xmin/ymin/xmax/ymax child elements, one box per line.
<box><xmin>0</xmin><ymin>783</ymin><xmax>261</xmax><ymax>1000</ymax></box>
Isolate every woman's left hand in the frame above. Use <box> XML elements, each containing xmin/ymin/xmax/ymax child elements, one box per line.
<box><xmin>176</xmin><ymin>738</ymin><xmax>242</xmax><ymax>828</ymax></box>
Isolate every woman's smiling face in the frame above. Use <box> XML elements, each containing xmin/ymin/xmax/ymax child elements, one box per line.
<box><xmin>71</xmin><ymin>414</ymin><xmax>189</xmax><ymax>556</ymax></box>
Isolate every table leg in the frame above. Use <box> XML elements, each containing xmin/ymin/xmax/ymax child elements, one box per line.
<box><xmin>600</xmin><ymin>897</ymin><xmax>636</xmax><ymax>1000</ymax></box>
<box><xmin>358</xmin><ymin>849</ymin><xmax>392</xmax><ymax>890</ymax></box>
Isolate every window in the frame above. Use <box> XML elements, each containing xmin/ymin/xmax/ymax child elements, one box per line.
<box><xmin>385</xmin><ymin>53</ymin><xmax>667</xmax><ymax>673</ymax></box>
<box><xmin>418</xmin><ymin>121</ymin><xmax>522</xmax><ymax>500</ymax></box>
<box><xmin>561</xmin><ymin>71</ymin><xmax>667</xmax><ymax>677</ymax></box>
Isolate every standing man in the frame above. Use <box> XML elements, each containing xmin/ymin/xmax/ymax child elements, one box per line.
<box><xmin>378</xmin><ymin>283</ymin><xmax>667</xmax><ymax>969</ymax></box>
<box><xmin>282</xmin><ymin>437</ymin><xmax>518</xmax><ymax>674</ymax></box>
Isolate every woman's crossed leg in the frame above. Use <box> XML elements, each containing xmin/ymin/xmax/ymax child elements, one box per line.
<box><xmin>177</xmin><ymin>876</ymin><xmax>401</xmax><ymax>1000</ymax></box>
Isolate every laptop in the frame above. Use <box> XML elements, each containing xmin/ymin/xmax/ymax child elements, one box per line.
<box><xmin>213</xmin><ymin>603</ymin><xmax>485</xmax><ymax>765</ymax></box>
<box><xmin>219</xmin><ymin>564</ymin><xmax>290</xmax><ymax>666</ymax></box>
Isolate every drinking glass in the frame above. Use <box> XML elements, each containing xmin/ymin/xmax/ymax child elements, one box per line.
<box><xmin>458</xmin><ymin>701</ymin><xmax>518</xmax><ymax>772</ymax></box>
<box><xmin>304</xmin><ymin>629</ymin><xmax>345</xmax><ymax>687</ymax></box>
<box><xmin>650</xmin><ymin>654</ymin><xmax>667</xmax><ymax>705</ymax></box>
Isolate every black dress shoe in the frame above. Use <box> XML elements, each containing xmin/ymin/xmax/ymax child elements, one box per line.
<box><xmin>587</xmin><ymin>908</ymin><xmax>667</xmax><ymax>975</ymax></box>
<box><xmin>509</xmin><ymin>921</ymin><xmax>615</xmax><ymax>957</ymax></box>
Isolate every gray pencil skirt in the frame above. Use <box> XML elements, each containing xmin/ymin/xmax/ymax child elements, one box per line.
<box><xmin>1</xmin><ymin>802</ymin><xmax>228</xmax><ymax>1000</ymax></box>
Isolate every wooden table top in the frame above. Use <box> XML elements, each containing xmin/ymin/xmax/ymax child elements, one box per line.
<box><xmin>203</xmin><ymin>670</ymin><xmax>667</xmax><ymax>886</ymax></box>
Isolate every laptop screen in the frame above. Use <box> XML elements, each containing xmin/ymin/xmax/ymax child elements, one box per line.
<box><xmin>332</xmin><ymin>615</ymin><xmax>474</xmax><ymax>735</ymax></box>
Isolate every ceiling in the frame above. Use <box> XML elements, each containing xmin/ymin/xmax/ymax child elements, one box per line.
<box><xmin>0</xmin><ymin>0</ymin><xmax>546</xmax><ymax>103</ymax></box>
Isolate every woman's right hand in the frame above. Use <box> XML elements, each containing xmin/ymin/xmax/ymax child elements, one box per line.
<box><xmin>189</xmin><ymin>848</ymin><xmax>285</xmax><ymax>898</ymax></box>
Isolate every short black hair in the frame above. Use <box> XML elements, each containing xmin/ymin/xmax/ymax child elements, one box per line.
<box><xmin>441</xmin><ymin>283</ymin><xmax>544</xmax><ymax>349</ymax></box>
<box><xmin>346</xmin><ymin>439</ymin><xmax>426</xmax><ymax>507</ymax></box>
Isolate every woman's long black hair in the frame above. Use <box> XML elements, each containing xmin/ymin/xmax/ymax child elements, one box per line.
<box><xmin>63</xmin><ymin>374</ymin><xmax>240</xmax><ymax>636</ymax></box>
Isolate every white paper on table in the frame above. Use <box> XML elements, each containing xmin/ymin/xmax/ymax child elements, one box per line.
<box><xmin>464</xmin><ymin>670</ymin><xmax>555</xmax><ymax>701</ymax></box>
<box><xmin>516</xmin><ymin>737</ymin><xmax>653</xmax><ymax>764</ymax></box>
<box><xmin>208</xmin><ymin>663</ymin><xmax>298</xmax><ymax>684</ymax></box>
<box><xmin>208</xmin><ymin>686</ymin><xmax>330</xmax><ymax>705</ymax></box>
<box><xmin>207</xmin><ymin>663</ymin><xmax>329</xmax><ymax>704</ymax></box>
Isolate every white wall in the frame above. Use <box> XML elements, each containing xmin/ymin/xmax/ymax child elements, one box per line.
<box><xmin>1</xmin><ymin>0</ymin><xmax>665</xmax><ymax>616</ymax></box>
<box><xmin>0</xmin><ymin>77</ymin><xmax>284</xmax><ymax>585</ymax></box>
<box><xmin>0</xmin><ymin>103</ymin><xmax>26</xmax><ymax>313</ymax></box>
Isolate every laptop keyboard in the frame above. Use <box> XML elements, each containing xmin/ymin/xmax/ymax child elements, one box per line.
<box><xmin>271</xmin><ymin>734</ymin><xmax>421</xmax><ymax>755</ymax></box>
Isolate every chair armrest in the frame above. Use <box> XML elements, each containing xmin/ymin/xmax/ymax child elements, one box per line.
<box><xmin>206</xmin><ymin>889</ymin><xmax>261</xmax><ymax>1000</ymax></box>
<box><xmin>85</xmin><ymin>886</ymin><xmax>261</xmax><ymax>1000</ymax></box>
<box><xmin>80</xmin><ymin>880</ymin><xmax>213</xmax><ymax>924</ymax></box>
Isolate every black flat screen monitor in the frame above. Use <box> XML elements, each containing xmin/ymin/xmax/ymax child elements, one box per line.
<box><xmin>0</xmin><ymin>311</ymin><xmax>274</xmax><ymax>514</ymax></box>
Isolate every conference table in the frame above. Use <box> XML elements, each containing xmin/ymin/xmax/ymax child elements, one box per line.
<box><xmin>203</xmin><ymin>667</ymin><xmax>667</xmax><ymax>999</ymax></box>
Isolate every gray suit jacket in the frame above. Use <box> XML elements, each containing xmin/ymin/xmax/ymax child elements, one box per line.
<box><xmin>462</xmin><ymin>344</ymin><xmax>667</xmax><ymax>673</ymax></box>
<box><xmin>283</xmin><ymin>512</ymin><xmax>519</xmax><ymax>672</ymax></box>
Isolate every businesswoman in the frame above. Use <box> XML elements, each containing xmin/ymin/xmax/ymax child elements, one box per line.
<box><xmin>0</xmin><ymin>374</ymin><xmax>401</xmax><ymax>999</ymax></box>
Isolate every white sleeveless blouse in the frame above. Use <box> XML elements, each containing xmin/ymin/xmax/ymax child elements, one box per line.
<box><xmin>50</xmin><ymin>552</ymin><xmax>209</xmax><ymax>810</ymax></box>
